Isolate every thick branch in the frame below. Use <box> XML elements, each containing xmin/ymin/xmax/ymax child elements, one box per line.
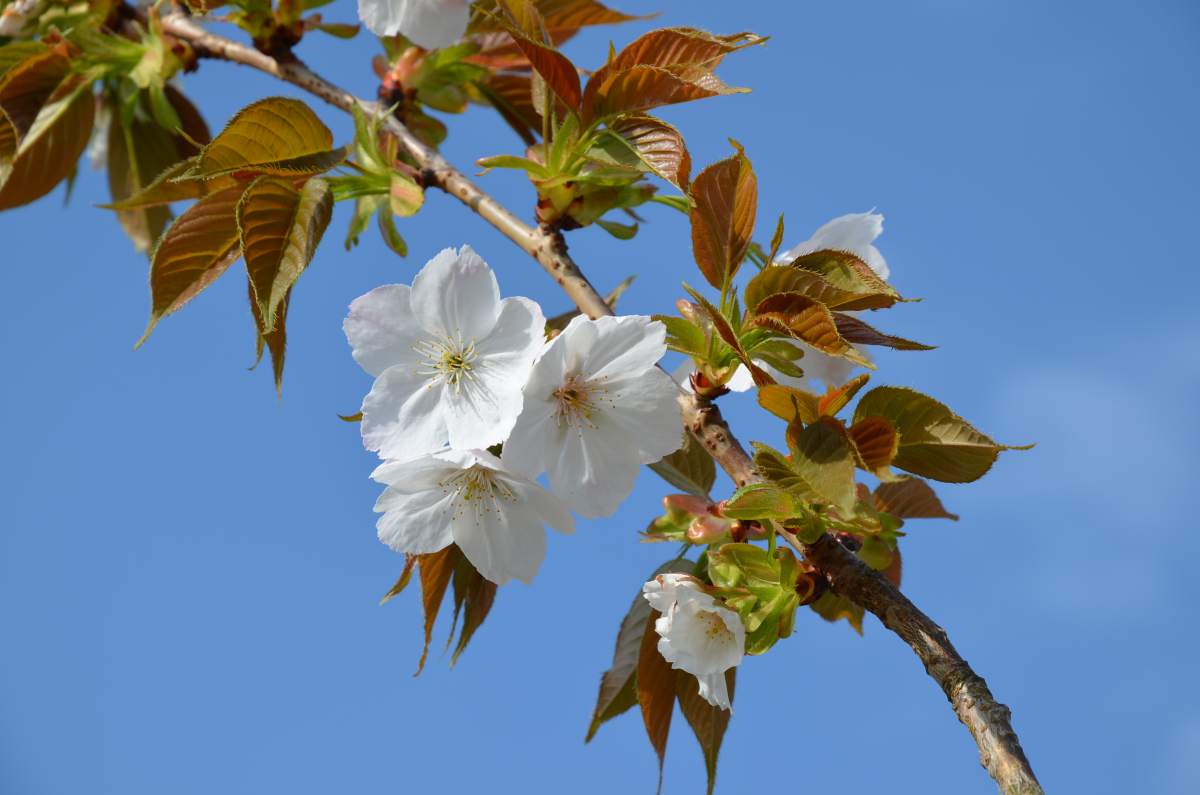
<box><xmin>159</xmin><ymin>15</ymin><xmax>1040</xmax><ymax>794</ymax></box>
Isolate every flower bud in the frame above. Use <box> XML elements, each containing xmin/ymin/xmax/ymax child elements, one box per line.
<box><xmin>687</xmin><ymin>515</ymin><xmax>731</xmax><ymax>544</ymax></box>
<box><xmin>664</xmin><ymin>493</ymin><xmax>711</xmax><ymax>516</ymax></box>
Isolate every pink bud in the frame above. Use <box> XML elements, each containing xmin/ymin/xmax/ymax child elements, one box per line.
<box><xmin>687</xmin><ymin>515</ymin><xmax>731</xmax><ymax>544</ymax></box>
<box><xmin>663</xmin><ymin>494</ymin><xmax>711</xmax><ymax>515</ymax></box>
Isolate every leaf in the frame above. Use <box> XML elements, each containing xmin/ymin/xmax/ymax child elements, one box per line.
<box><xmin>102</xmin><ymin>157</ymin><xmax>238</xmax><ymax>210</ymax></box>
<box><xmin>656</xmin><ymin>313</ymin><xmax>707</xmax><ymax>357</ymax></box>
<box><xmin>586</xmin><ymin>558</ymin><xmax>692</xmax><ymax>742</ymax></box>
<box><xmin>789</xmin><ymin>418</ymin><xmax>858</xmax><ymax>516</ymax></box>
<box><xmin>852</xmin><ymin>386</ymin><xmax>1032</xmax><ymax>483</ymax></box>
<box><xmin>379</xmin><ymin>555</ymin><xmax>417</xmax><ymax>605</ymax></box>
<box><xmin>757</xmin><ymin>384</ymin><xmax>820</xmax><ymax>425</ymax></box>
<box><xmin>136</xmin><ymin>184</ymin><xmax>247</xmax><ymax>347</ymax></box>
<box><xmin>749</xmin><ymin>292</ymin><xmax>871</xmax><ymax>367</ymax></box>
<box><xmin>874</xmin><ymin>478</ymin><xmax>959</xmax><ymax>521</ymax></box>
<box><xmin>682</xmin><ymin>285</ymin><xmax>772</xmax><ymax>386</ymax></box>
<box><xmin>248</xmin><ymin>279</ymin><xmax>290</xmax><ymax>395</ymax></box>
<box><xmin>722</xmin><ymin>482</ymin><xmax>802</xmax><ymax>520</ymax></box>
<box><xmin>608</xmin><ymin>115</ymin><xmax>690</xmax><ymax>188</ymax></box>
<box><xmin>604</xmin><ymin>27</ymin><xmax>763</xmax><ymax>73</ymax></box>
<box><xmin>638</xmin><ymin>608</ymin><xmax>677</xmax><ymax>791</ymax></box>
<box><xmin>0</xmin><ymin>74</ymin><xmax>94</xmax><ymax>210</ymax></box>
<box><xmin>187</xmin><ymin>97</ymin><xmax>343</xmax><ymax>179</ymax></box>
<box><xmin>583</xmin><ymin>63</ymin><xmax>747</xmax><ymax>122</ymax></box>
<box><xmin>106</xmin><ymin>102</ymin><xmax>177</xmax><ymax>252</ymax></box>
<box><xmin>376</xmin><ymin>205</ymin><xmax>408</xmax><ymax>256</ymax></box>
<box><xmin>743</xmin><ymin>262</ymin><xmax>877</xmax><ymax>314</ymax></box>
<box><xmin>415</xmin><ymin>546</ymin><xmax>458</xmax><ymax>676</ymax></box>
<box><xmin>688</xmin><ymin>145</ymin><xmax>756</xmax><ymax>290</ymax></box>
<box><xmin>790</xmin><ymin>249</ymin><xmax>906</xmax><ymax>310</ymax></box>
<box><xmin>237</xmin><ymin>176</ymin><xmax>333</xmax><ymax>332</ymax></box>
<box><xmin>675</xmin><ymin>669</ymin><xmax>735</xmax><ymax>795</ymax></box>
<box><xmin>389</xmin><ymin>172</ymin><xmax>424</xmax><ymax>217</ymax></box>
<box><xmin>847</xmin><ymin>416</ymin><xmax>899</xmax><ymax>475</ymax></box>
<box><xmin>833</xmin><ymin>312</ymin><xmax>934</xmax><ymax>351</ymax></box>
<box><xmin>596</xmin><ymin>216</ymin><xmax>638</xmax><ymax>239</ymax></box>
<box><xmin>649</xmin><ymin>431</ymin><xmax>715</xmax><ymax>498</ymax></box>
<box><xmin>817</xmin><ymin>373</ymin><xmax>870</xmax><ymax>417</ymax></box>
<box><xmin>449</xmin><ymin>556</ymin><xmax>498</xmax><ymax>665</ymax></box>
<box><xmin>810</xmin><ymin>590</ymin><xmax>864</xmax><ymax>634</ymax></box>
<box><xmin>505</xmin><ymin>29</ymin><xmax>582</xmax><ymax>110</ymax></box>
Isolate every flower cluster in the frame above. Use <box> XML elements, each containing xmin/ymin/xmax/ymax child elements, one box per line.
<box><xmin>345</xmin><ymin>246</ymin><xmax>683</xmax><ymax>585</ymax></box>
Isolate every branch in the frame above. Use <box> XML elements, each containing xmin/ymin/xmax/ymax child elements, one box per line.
<box><xmin>159</xmin><ymin>15</ymin><xmax>1041</xmax><ymax>794</ymax></box>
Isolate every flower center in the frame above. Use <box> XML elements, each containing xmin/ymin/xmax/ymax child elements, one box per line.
<box><xmin>440</xmin><ymin>465</ymin><xmax>517</xmax><ymax>524</ymax></box>
<box><xmin>698</xmin><ymin>610</ymin><xmax>735</xmax><ymax>644</ymax></box>
<box><xmin>415</xmin><ymin>335</ymin><xmax>478</xmax><ymax>393</ymax></box>
<box><xmin>552</xmin><ymin>374</ymin><xmax>608</xmax><ymax>430</ymax></box>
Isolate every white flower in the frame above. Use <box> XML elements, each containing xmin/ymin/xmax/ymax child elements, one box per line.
<box><xmin>778</xmin><ymin>210</ymin><xmax>889</xmax><ymax>278</ymax></box>
<box><xmin>642</xmin><ymin>573</ymin><xmax>744</xmax><ymax>711</ymax></box>
<box><xmin>503</xmin><ymin>314</ymin><xmax>683</xmax><ymax>519</ymax></box>
<box><xmin>357</xmin><ymin>0</ymin><xmax>469</xmax><ymax>50</ymax></box>
<box><xmin>371</xmin><ymin>449</ymin><xmax>573</xmax><ymax>585</ymax></box>
<box><xmin>730</xmin><ymin>211</ymin><xmax>887</xmax><ymax>391</ymax></box>
<box><xmin>0</xmin><ymin>0</ymin><xmax>42</xmax><ymax>36</ymax></box>
<box><xmin>345</xmin><ymin>245</ymin><xmax>544</xmax><ymax>461</ymax></box>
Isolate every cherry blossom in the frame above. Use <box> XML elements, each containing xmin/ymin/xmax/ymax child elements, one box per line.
<box><xmin>503</xmin><ymin>315</ymin><xmax>683</xmax><ymax>519</ymax></box>
<box><xmin>345</xmin><ymin>246</ymin><xmax>544</xmax><ymax>461</ymax></box>
<box><xmin>643</xmin><ymin>573</ymin><xmax>745</xmax><ymax>710</ymax></box>
<box><xmin>357</xmin><ymin>0</ymin><xmax>470</xmax><ymax>50</ymax></box>
<box><xmin>371</xmin><ymin>449</ymin><xmax>573</xmax><ymax>585</ymax></box>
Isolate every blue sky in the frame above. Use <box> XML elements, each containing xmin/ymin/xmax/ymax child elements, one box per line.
<box><xmin>2</xmin><ymin>0</ymin><xmax>1198</xmax><ymax>792</ymax></box>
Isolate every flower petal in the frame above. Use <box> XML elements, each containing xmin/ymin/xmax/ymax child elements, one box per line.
<box><xmin>411</xmin><ymin>245</ymin><xmax>501</xmax><ymax>341</ymax></box>
<box><xmin>361</xmin><ymin>367</ymin><xmax>448</xmax><ymax>459</ymax></box>
<box><xmin>451</xmin><ymin>494</ymin><xmax>548</xmax><ymax>586</ymax></box>
<box><xmin>357</xmin><ymin>0</ymin><xmax>469</xmax><ymax>50</ymax></box>
<box><xmin>695</xmin><ymin>671</ymin><xmax>732</xmax><ymax>711</ymax></box>
<box><xmin>561</xmin><ymin>315</ymin><xmax>667</xmax><ymax>383</ymax></box>
<box><xmin>780</xmin><ymin>211</ymin><xmax>889</xmax><ymax>279</ymax></box>
<box><xmin>344</xmin><ymin>284</ymin><xmax>424</xmax><ymax>377</ymax></box>
<box><xmin>375</xmin><ymin>486</ymin><xmax>455</xmax><ymax>554</ymax></box>
<box><xmin>603</xmin><ymin>367</ymin><xmax>683</xmax><ymax>463</ymax></box>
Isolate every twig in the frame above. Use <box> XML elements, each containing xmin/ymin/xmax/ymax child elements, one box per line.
<box><xmin>158</xmin><ymin>15</ymin><xmax>1041</xmax><ymax>793</ymax></box>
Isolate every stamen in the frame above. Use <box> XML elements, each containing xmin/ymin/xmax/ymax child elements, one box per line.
<box><xmin>699</xmin><ymin>610</ymin><xmax>734</xmax><ymax>643</ymax></box>
<box><xmin>413</xmin><ymin>334</ymin><xmax>478</xmax><ymax>393</ymax></box>
<box><xmin>438</xmin><ymin>465</ymin><xmax>518</xmax><ymax>525</ymax></box>
<box><xmin>552</xmin><ymin>374</ymin><xmax>610</xmax><ymax>430</ymax></box>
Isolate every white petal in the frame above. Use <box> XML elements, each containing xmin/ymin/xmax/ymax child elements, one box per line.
<box><xmin>643</xmin><ymin>573</ymin><xmax>690</xmax><ymax>614</ymax></box>
<box><xmin>780</xmin><ymin>211</ymin><xmax>889</xmax><ymax>279</ymax></box>
<box><xmin>696</xmin><ymin>671</ymin><xmax>732</xmax><ymax>711</ymax></box>
<box><xmin>411</xmin><ymin>245</ymin><xmax>501</xmax><ymax>341</ymax></box>
<box><xmin>604</xmin><ymin>367</ymin><xmax>684</xmax><ymax>463</ymax></box>
<box><xmin>361</xmin><ymin>368</ymin><xmax>448</xmax><ymax>459</ymax></box>
<box><xmin>444</xmin><ymin>296</ymin><xmax>545</xmax><ymax>449</ymax></box>
<box><xmin>725</xmin><ymin>363</ymin><xmax>755</xmax><ymax>393</ymax></box>
<box><xmin>505</xmin><ymin>474</ymin><xmax>575</xmax><ymax>536</ymax></box>
<box><xmin>547</xmin><ymin>418</ymin><xmax>641</xmax><ymax>518</ymax></box>
<box><xmin>568</xmin><ymin>315</ymin><xmax>667</xmax><ymax>382</ymax></box>
<box><xmin>344</xmin><ymin>284</ymin><xmax>424</xmax><ymax>377</ymax></box>
<box><xmin>357</xmin><ymin>0</ymin><xmax>469</xmax><ymax>49</ymax></box>
<box><xmin>369</xmin><ymin>454</ymin><xmax>456</xmax><ymax>491</ymax></box>
<box><xmin>375</xmin><ymin>487</ymin><xmax>455</xmax><ymax>554</ymax></box>
<box><xmin>450</xmin><ymin>492</ymin><xmax>547</xmax><ymax>586</ymax></box>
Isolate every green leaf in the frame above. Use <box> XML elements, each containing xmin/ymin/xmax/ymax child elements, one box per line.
<box><xmin>790</xmin><ymin>249</ymin><xmax>907</xmax><ymax>310</ymax></box>
<box><xmin>344</xmin><ymin>194</ymin><xmax>384</xmax><ymax>249</ymax></box>
<box><xmin>377</xmin><ymin>204</ymin><xmax>408</xmax><ymax>256</ymax></box>
<box><xmin>788</xmin><ymin>418</ymin><xmax>858</xmax><ymax>516</ymax></box>
<box><xmin>586</xmin><ymin>558</ymin><xmax>693</xmax><ymax>743</ymax></box>
<box><xmin>744</xmin><ymin>262</ymin><xmax>877</xmax><ymax>314</ymax></box>
<box><xmin>757</xmin><ymin>384</ymin><xmax>820</xmax><ymax>425</ymax></box>
<box><xmin>852</xmin><ymin>386</ymin><xmax>1032</xmax><ymax>483</ymax></box>
<box><xmin>722</xmin><ymin>482</ymin><xmax>802</xmax><ymax>520</ymax></box>
<box><xmin>596</xmin><ymin>216</ymin><xmax>638</xmax><ymax>239</ymax></box>
<box><xmin>102</xmin><ymin>156</ymin><xmax>238</xmax><ymax>210</ymax></box>
<box><xmin>389</xmin><ymin>172</ymin><xmax>424</xmax><ymax>217</ymax></box>
<box><xmin>847</xmin><ymin>415</ymin><xmax>899</xmax><ymax>477</ymax></box>
<box><xmin>136</xmin><ymin>184</ymin><xmax>247</xmax><ymax>347</ymax></box>
<box><xmin>248</xmin><ymin>278</ymin><xmax>290</xmax><ymax>395</ymax></box>
<box><xmin>689</xmin><ymin>144</ymin><xmax>756</xmax><ymax>290</ymax></box>
<box><xmin>649</xmin><ymin>431</ymin><xmax>715</xmax><ymax>498</ymax></box>
<box><xmin>655</xmin><ymin>314</ymin><xmax>705</xmax><ymax>357</ymax></box>
<box><xmin>682</xmin><ymin>285</ymin><xmax>772</xmax><ymax>386</ymax></box>
<box><xmin>675</xmin><ymin>669</ymin><xmax>735</xmax><ymax>795</ymax></box>
<box><xmin>475</xmin><ymin>153</ymin><xmax>550</xmax><ymax>178</ymax></box>
<box><xmin>237</xmin><ymin>175</ymin><xmax>333</xmax><ymax>332</ymax></box>
<box><xmin>186</xmin><ymin>96</ymin><xmax>343</xmax><ymax>179</ymax></box>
